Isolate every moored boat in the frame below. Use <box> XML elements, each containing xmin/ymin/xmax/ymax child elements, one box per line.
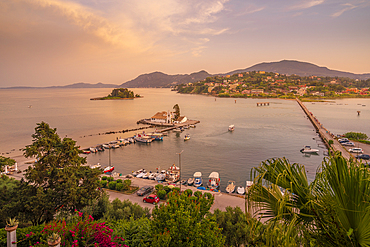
<box><xmin>134</xmin><ymin>134</ymin><xmax>153</xmax><ymax>143</ymax></box>
<box><xmin>193</xmin><ymin>172</ymin><xmax>203</xmax><ymax>187</ymax></box>
<box><xmin>228</xmin><ymin>125</ymin><xmax>235</xmax><ymax>131</ymax></box>
<box><xmin>300</xmin><ymin>145</ymin><xmax>319</xmax><ymax>154</ymax></box>
<box><xmin>89</xmin><ymin>147</ymin><xmax>98</xmax><ymax>153</ymax></box>
<box><xmin>155</xmin><ymin>170</ymin><xmax>167</xmax><ymax>181</ymax></box>
<box><xmin>225</xmin><ymin>180</ymin><xmax>235</xmax><ymax>193</ymax></box>
<box><xmin>103</xmin><ymin>166</ymin><xmax>114</xmax><ymax>173</ymax></box>
<box><xmin>90</xmin><ymin>163</ymin><xmax>101</xmax><ymax>169</ymax></box>
<box><xmin>184</xmin><ymin>134</ymin><xmax>190</xmax><ymax>141</ymax></box>
<box><xmin>166</xmin><ymin>164</ymin><xmax>180</xmax><ymax>183</ymax></box>
<box><xmin>207</xmin><ymin>172</ymin><xmax>220</xmax><ymax>190</ymax></box>
<box><xmin>237</xmin><ymin>186</ymin><xmax>245</xmax><ymax>195</ymax></box>
<box><xmin>187</xmin><ymin>177</ymin><xmax>194</xmax><ymax>185</ymax></box>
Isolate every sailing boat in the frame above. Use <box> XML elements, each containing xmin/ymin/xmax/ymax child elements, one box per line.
<box><xmin>103</xmin><ymin>148</ymin><xmax>114</xmax><ymax>173</ymax></box>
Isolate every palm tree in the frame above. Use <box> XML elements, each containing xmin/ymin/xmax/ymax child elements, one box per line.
<box><xmin>247</xmin><ymin>152</ymin><xmax>370</xmax><ymax>246</ymax></box>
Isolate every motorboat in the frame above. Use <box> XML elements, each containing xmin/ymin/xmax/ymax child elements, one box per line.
<box><xmin>207</xmin><ymin>172</ymin><xmax>220</xmax><ymax>190</ymax></box>
<box><xmin>142</xmin><ymin>172</ymin><xmax>151</xmax><ymax>179</ymax></box>
<box><xmin>89</xmin><ymin>147</ymin><xmax>98</xmax><ymax>153</ymax></box>
<box><xmin>96</xmin><ymin>146</ymin><xmax>105</xmax><ymax>152</ymax></box>
<box><xmin>111</xmin><ymin>144</ymin><xmax>120</xmax><ymax>149</ymax></box>
<box><xmin>193</xmin><ymin>172</ymin><xmax>203</xmax><ymax>187</ymax></box>
<box><xmin>102</xmin><ymin>144</ymin><xmax>110</xmax><ymax>149</ymax></box>
<box><xmin>133</xmin><ymin>168</ymin><xmax>145</xmax><ymax>176</ymax></box>
<box><xmin>134</xmin><ymin>134</ymin><xmax>153</xmax><ymax>143</ymax></box>
<box><xmin>189</xmin><ymin>124</ymin><xmax>196</xmax><ymax>128</ymax></box>
<box><xmin>166</xmin><ymin>164</ymin><xmax>180</xmax><ymax>183</ymax></box>
<box><xmin>155</xmin><ymin>170</ymin><xmax>167</xmax><ymax>181</ymax></box>
<box><xmin>228</xmin><ymin>125</ymin><xmax>235</xmax><ymax>131</ymax></box>
<box><xmin>246</xmin><ymin>181</ymin><xmax>253</xmax><ymax>193</ymax></box>
<box><xmin>184</xmin><ymin>134</ymin><xmax>190</xmax><ymax>141</ymax></box>
<box><xmin>118</xmin><ymin>139</ymin><xmax>130</xmax><ymax>145</ymax></box>
<box><xmin>237</xmin><ymin>186</ymin><xmax>245</xmax><ymax>195</ymax></box>
<box><xmin>300</xmin><ymin>146</ymin><xmax>319</xmax><ymax>154</ymax></box>
<box><xmin>150</xmin><ymin>132</ymin><xmax>164</xmax><ymax>141</ymax></box>
<box><xmin>103</xmin><ymin>166</ymin><xmax>114</xmax><ymax>173</ymax></box>
<box><xmin>225</xmin><ymin>180</ymin><xmax>235</xmax><ymax>193</ymax></box>
<box><xmin>83</xmin><ymin>149</ymin><xmax>91</xmax><ymax>154</ymax></box>
<box><xmin>136</xmin><ymin>170</ymin><xmax>147</xmax><ymax>178</ymax></box>
<box><xmin>90</xmin><ymin>163</ymin><xmax>101</xmax><ymax>169</ymax></box>
<box><xmin>180</xmin><ymin>179</ymin><xmax>187</xmax><ymax>185</ymax></box>
<box><xmin>149</xmin><ymin>172</ymin><xmax>158</xmax><ymax>180</ymax></box>
<box><xmin>187</xmin><ymin>177</ymin><xmax>194</xmax><ymax>185</ymax></box>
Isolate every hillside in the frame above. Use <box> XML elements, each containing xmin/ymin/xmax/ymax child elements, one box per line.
<box><xmin>225</xmin><ymin>60</ymin><xmax>370</xmax><ymax>80</ymax></box>
<box><xmin>120</xmin><ymin>70</ymin><xmax>211</xmax><ymax>88</ymax></box>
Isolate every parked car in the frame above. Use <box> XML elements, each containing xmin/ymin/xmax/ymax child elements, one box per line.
<box><xmin>349</xmin><ymin>148</ymin><xmax>363</xmax><ymax>154</ymax></box>
<box><xmin>342</xmin><ymin>142</ymin><xmax>355</xmax><ymax>146</ymax></box>
<box><xmin>356</xmin><ymin>154</ymin><xmax>370</xmax><ymax>160</ymax></box>
<box><xmin>143</xmin><ymin>194</ymin><xmax>160</xmax><ymax>204</ymax></box>
<box><xmin>136</xmin><ymin>185</ymin><xmax>153</xmax><ymax>196</ymax></box>
<box><xmin>339</xmin><ymin>138</ymin><xmax>349</xmax><ymax>143</ymax></box>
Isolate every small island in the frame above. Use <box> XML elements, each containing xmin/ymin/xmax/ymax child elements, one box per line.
<box><xmin>90</xmin><ymin>88</ymin><xmax>141</xmax><ymax>100</ymax></box>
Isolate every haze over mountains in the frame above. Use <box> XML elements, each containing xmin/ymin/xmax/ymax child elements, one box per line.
<box><xmin>4</xmin><ymin>60</ymin><xmax>370</xmax><ymax>89</ymax></box>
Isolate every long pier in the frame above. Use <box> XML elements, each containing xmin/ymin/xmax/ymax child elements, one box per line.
<box><xmin>296</xmin><ymin>98</ymin><xmax>352</xmax><ymax>160</ymax></box>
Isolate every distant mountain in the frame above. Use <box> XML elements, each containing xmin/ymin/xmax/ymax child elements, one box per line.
<box><xmin>120</xmin><ymin>70</ymin><xmax>212</xmax><ymax>88</ymax></box>
<box><xmin>52</xmin><ymin>82</ymin><xmax>119</xmax><ymax>88</ymax></box>
<box><xmin>2</xmin><ymin>82</ymin><xmax>119</xmax><ymax>89</ymax></box>
<box><xmin>224</xmin><ymin>60</ymin><xmax>370</xmax><ymax>80</ymax></box>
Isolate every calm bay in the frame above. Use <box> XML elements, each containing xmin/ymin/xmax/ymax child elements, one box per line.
<box><xmin>1</xmin><ymin>88</ymin><xmax>369</xmax><ymax>191</ymax></box>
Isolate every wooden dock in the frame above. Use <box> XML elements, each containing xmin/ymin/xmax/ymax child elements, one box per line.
<box><xmin>296</xmin><ymin>98</ymin><xmax>353</xmax><ymax>160</ymax></box>
<box><xmin>137</xmin><ymin>119</ymin><xmax>200</xmax><ymax>133</ymax></box>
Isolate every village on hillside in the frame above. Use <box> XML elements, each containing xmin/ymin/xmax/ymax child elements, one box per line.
<box><xmin>174</xmin><ymin>71</ymin><xmax>370</xmax><ymax>99</ymax></box>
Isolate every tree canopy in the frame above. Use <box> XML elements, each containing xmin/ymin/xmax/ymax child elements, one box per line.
<box><xmin>173</xmin><ymin>104</ymin><xmax>180</xmax><ymax>121</ymax></box>
<box><xmin>20</xmin><ymin>122</ymin><xmax>102</xmax><ymax>225</ymax></box>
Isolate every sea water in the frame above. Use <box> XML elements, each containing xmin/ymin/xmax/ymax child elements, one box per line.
<box><xmin>1</xmin><ymin>88</ymin><xmax>368</xmax><ymax>190</ymax></box>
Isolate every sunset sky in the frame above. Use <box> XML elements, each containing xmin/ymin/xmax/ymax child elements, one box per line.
<box><xmin>1</xmin><ymin>0</ymin><xmax>369</xmax><ymax>87</ymax></box>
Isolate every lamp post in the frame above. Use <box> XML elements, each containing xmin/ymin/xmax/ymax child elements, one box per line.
<box><xmin>176</xmin><ymin>150</ymin><xmax>184</xmax><ymax>192</ymax></box>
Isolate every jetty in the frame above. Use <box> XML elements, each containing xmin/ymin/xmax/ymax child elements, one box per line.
<box><xmin>296</xmin><ymin>98</ymin><xmax>352</xmax><ymax>160</ymax></box>
<box><xmin>256</xmin><ymin>102</ymin><xmax>270</xmax><ymax>106</ymax></box>
<box><xmin>137</xmin><ymin>119</ymin><xmax>200</xmax><ymax>132</ymax></box>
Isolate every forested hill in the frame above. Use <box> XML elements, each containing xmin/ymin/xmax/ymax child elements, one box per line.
<box><xmin>224</xmin><ymin>60</ymin><xmax>370</xmax><ymax>80</ymax></box>
<box><xmin>120</xmin><ymin>70</ymin><xmax>211</xmax><ymax>88</ymax></box>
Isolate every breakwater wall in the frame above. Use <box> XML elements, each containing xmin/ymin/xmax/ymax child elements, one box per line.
<box><xmin>295</xmin><ymin>98</ymin><xmax>352</xmax><ymax>159</ymax></box>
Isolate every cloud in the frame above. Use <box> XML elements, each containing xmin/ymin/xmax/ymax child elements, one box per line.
<box><xmin>289</xmin><ymin>0</ymin><xmax>325</xmax><ymax>10</ymax></box>
<box><xmin>237</xmin><ymin>5</ymin><xmax>265</xmax><ymax>16</ymax></box>
<box><xmin>331</xmin><ymin>3</ymin><xmax>357</xmax><ymax>17</ymax></box>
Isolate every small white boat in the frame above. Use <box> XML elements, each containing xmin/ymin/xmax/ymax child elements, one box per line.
<box><xmin>111</xmin><ymin>144</ymin><xmax>120</xmax><ymax>149</ymax></box>
<box><xmin>155</xmin><ymin>170</ymin><xmax>167</xmax><ymax>181</ymax></box>
<box><xmin>187</xmin><ymin>177</ymin><xmax>194</xmax><ymax>185</ymax></box>
<box><xmin>300</xmin><ymin>146</ymin><xmax>319</xmax><ymax>154</ymax></box>
<box><xmin>237</xmin><ymin>186</ymin><xmax>245</xmax><ymax>195</ymax></box>
<box><xmin>207</xmin><ymin>172</ymin><xmax>220</xmax><ymax>190</ymax></box>
<box><xmin>228</xmin><ymin>125</ymin><xmax>235</xmax><ymax>131</ymax></box>
<box><xmin>90</xmin><ymin>163</ymin><xmax>101</xmax><ymax>169</ymax></box>
<box><xmin>184</xmin><ymin>134</ymin><xmax>190</xmax><ymax>141</ymax></box>
<box><xmin>134</xmin><ymin>134</ymin><xmax>153</xmax><ymax>143</ymax></box>
<box><xmin>190</xmin><ymin>124</ymin><xmax>196</xmax><ymax>128</ymax></box>
<box><xmin>136</xmin><ymin>171</ymin><xmax>146</xmax><ymax>178</ymax></box>
<box><xmin>133</xmin><ymin>168</ymin><xmax>145</xmax><ymax>176</ymax></box>
<box><xmin>226</xmin><ymin>180</ymin><xmax>235</xmax><ymax>193</ymax></box>
<box><xmin>89</xmin><ymin>147</ymin><xmax>98</xmax><ymax>153</ymax></box>
<box><xmin>246</xmin><ymin>181</ymin><xmax>253</xmax><ymax>192</ymax></box>
<box><xmin>149</xmin><ymin>172</ymin><xmax>158</xmax><ymax>180</ymax></box>
<box><xmin>193</xmin><ymin>172</ymin><xmax>203</xmax><ymax>187</ymax></box>
<box><xmin>102</xmin><ymin>144</ymin><xmax>110</xmax><ymax>149</ymax></box>
<box><xmin>142</xmin><ymin>172</ymin><xmax>150</xmax><ymax>179</ymax></box>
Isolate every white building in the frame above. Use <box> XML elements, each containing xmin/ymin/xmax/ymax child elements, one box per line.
<box><xmin>150</xmin><ymin>111</ymin><xmax>173</xmax><ymax>123</ymax></box>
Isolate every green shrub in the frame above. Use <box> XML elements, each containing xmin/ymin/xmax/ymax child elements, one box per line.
<box><xmin>184</xmin><ymin>189</ymin><xmax>193</xmax><ymax>196</ymax></box>
<box><xmin>173</xmin><ymin>187</ymin><xmax>180</xmax><ymax>193</ymax></box>
<box><xmin>102</xmin><ymin>176</ymin><xmax>108</xmax><ymax>180</ymax></box>
<box><xmin>107</xmin><ymin>177</ymin><xmax>114</xmax><ymax>182</ymax></box>
<box><xmin>157</xmin><ymin>190</ymin><xmax>167</xmax><ymax>199</ymax></box>
<box><xmin>101</xmin><ymin>180</ymin><xmax>108</xmax><ymax>188</ymax></box>
<box><xmin>189</xmin><ymin>196</ymin><xmax>198</xmax><ymax>202</ymax></box>
<box><xmin>108</xmin><ymin>181</ymin><xmax>117</xmax><ymax>190</ymax></box>
<box><xmin>163</xmin><ymin>186</ymin><xmax>171</xmax><ymax>194</ymax></box>
<box><xmin>116</xmin><ymin>183</ymin><xmax>124</xmax><ymax>191</ymax></box>
<box><xmin>123</xmin><ymin>179</ymin><xmax>131</xmax><ymax>190</ymax></box>
<box><xmin>116</xmin><ymin>179</ymin><xmax>123</xmax><ymax>184</ymax></box>
<box><xmin>155</xmin><ymin>184</ymin><xmax>163</xmax><ymax>191</ymax></box>
<box><xmin>194</xmin><ymin>191</ymin><xmax>202</xmax><ymax>198</ymax></box>
<box><xmin>204</xmin><ymin>192</ymin><xmax>213</xmax><ymax>200</ymax></box>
